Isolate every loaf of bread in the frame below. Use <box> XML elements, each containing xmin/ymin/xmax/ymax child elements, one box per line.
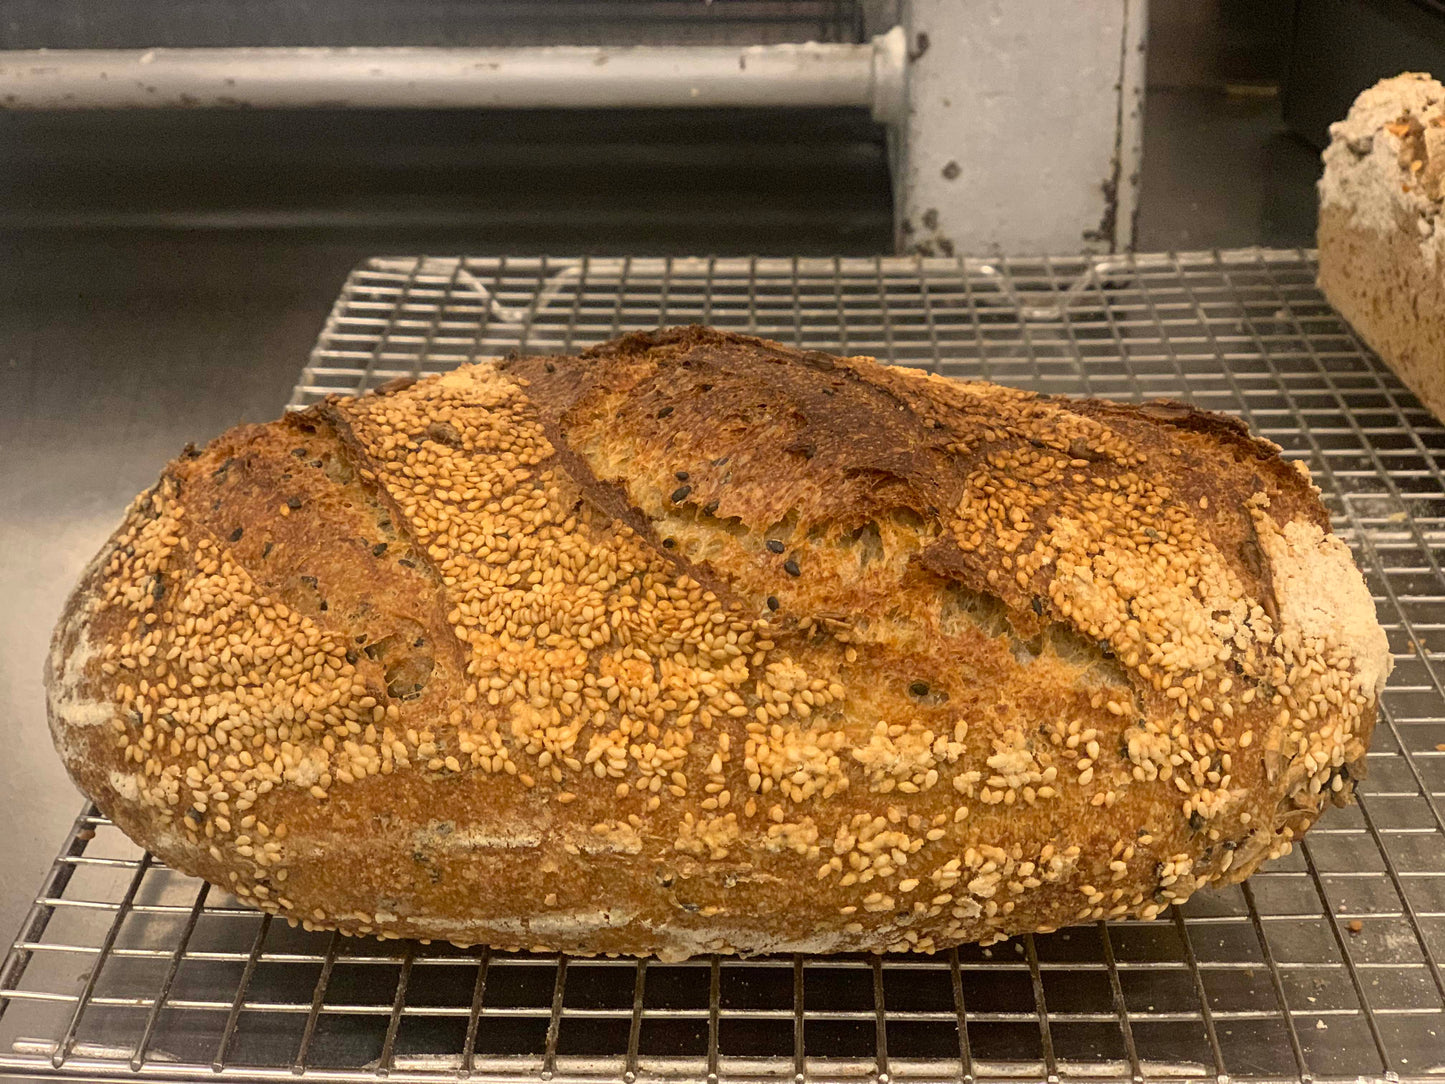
<box><xmin>1319</xmin><ymin>72</ymin><xmax>1445</xmax><ymax>421</ymax></box>
<box><xmin>47</xmin><ymin>327</ymin><xmax>1389</xmax><ymax>958</ymax></box>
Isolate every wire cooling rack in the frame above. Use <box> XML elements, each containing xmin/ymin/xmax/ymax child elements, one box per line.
<box><xmin>4</xmin><ymin>250</ymin><xmax>1445</xmax><ymax>1084</ymax></box>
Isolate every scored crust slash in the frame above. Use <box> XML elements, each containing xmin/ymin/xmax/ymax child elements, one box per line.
<box><xmin>45</xmin><ymin>326</ymin><xmax>1390</xmax><ymax>959</ymax></box>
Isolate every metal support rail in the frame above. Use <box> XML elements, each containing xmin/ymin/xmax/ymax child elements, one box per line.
<box><xmin>0</xmin><ymin>32</ymin><xmax>907</xmax><ymax>123</ymax></box>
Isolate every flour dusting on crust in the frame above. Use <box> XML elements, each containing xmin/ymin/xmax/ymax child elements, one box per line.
<box><xmin>108</xmin><ymin>770</ymin><xmax>140</xmax><ymax>802</ymax></box>
<box><xmin>46</xmin><ymin>547</ymin><xmax>117</xmax><ymax>762</ymax></box>
<box><xmin>1320</xmin><ymin>72</ymin><xmax>1445</xmax><ymax>263</ymax></box>
<box><xmin>1261</xmin><ymin>517</ymin><xmax>1391</xmax><ymax>698</ymax></box>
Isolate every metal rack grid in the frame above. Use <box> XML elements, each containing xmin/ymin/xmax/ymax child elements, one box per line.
<box><xmin>4</xmin><ymin>250</ymin><xmax>1445</xmax><ymax>1084</ymax></box>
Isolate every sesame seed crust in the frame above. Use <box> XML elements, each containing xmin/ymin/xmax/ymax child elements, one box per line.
<box><xmin>46</xmin><ymin>326</ymin><xmax>1390</xmax><ymax>959</ymax></box>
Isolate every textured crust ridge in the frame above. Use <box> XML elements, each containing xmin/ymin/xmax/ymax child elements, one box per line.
<box><xmin>47</xmin><ymin>327</ymin><xmax>1389</xmax><ymax>958</ymax></box>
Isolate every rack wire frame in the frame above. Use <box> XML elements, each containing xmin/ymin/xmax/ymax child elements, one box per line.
<box><xmin>4</xmin><ymin>250</ymin><xmax>1445</xmax><ymax>1084</ymax></box>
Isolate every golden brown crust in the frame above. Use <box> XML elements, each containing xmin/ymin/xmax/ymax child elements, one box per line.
<box><xmin>47</xmin><ymin>327</ymin><xmax>1389</xmax><ymax>958</ymax></box>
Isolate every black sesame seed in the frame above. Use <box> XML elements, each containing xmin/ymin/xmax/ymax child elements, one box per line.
<box><xmin>286</xmin><ymin>496</ymin><xmax>302</xmax><ymax>510</ymax></box>
<box><xmin>1031</xmin><ymin>596</ymin><xmax>1043</xmax><ymax>616</ymax></box>
<box><xmin>372</xmin><ymin>542</ymin><xmax>388</xmax><ymax>557</ymax></box>
<box><xmin>319</xmin><ymin>601</ymin><xmax>329</xmax><ymax>611</ymax></box>
<box><xmin>544</xmin><ymin>361</ymin><xmax>556</xmax><ymax>373</ymax></box>
<box><xmin>909</xmin><ymin>681</ymin><xmax>930</xmax><ymax>697</ymax></box>
<box><xmin>151</xmin><ymin>579</ymin><xmax>166</xmax><ymax>601</ymax></box>
<box><xmin>345</xmin><ymin>649</ymin><xmax>358</xmax><ymax>665</ymax></box>
<box><xmin>300</xmin><ymin>575</ymin><xmax>318</xmax><ymax>589</ymax></box>
<box><xmin>663</xmin><ymin>538</ymin><xmax>676</xmax><ymax>549</ymax></box>
<box><xmin>657</xmin><ymin>406</ymin><xmax>674</xmax><ymax>419</ymax></box>
<box><xmin>291</xmin><ymin>447</ymin><xmax>308</xmax><ymax>457</ymax></box>
<box><xmin>783</xmin><ymin>558</ymin><xmax>801</xmax><ymax>577</ymax></box>
<box><xmin>711</xmin><ymin>456</ymin><xmax>729</xmax><ymax>467</ymax></box>
<box><xmin>703</xmin><ymin>499</ymin><xmax>720</xmax><ymax>516</ymax></box>
<box><xmin>229</xmin><ymin>527</ymin><xmax>244</xmax><ymax>542</ymax></box>
<box><xmin>766</xmin><ymin>539</ymin><xmax>785</xmax><ymax>554</ymax></box>
<box><xmin>675</xmin><ymin>470</ymin><xmax>690</xmax><ymax>482</ymax></box>
<box><xmin>1188</xmin><ymin>811</ymin><xmax>1206</xmax><ymax>832</ymax></box>
<box><xmin>766</xmin><ymin>596</ymin><xmax>779</xmax><ymax>611</ymax></box>
<box><xmin>399</xmin><ymin>558</ymin><xmax>416</xmax><ymax>568</ymax></box>
<box><xmin>670</xmin><ymin>485</ymin><xmax>692</xmax><ymax>503</ymax></box>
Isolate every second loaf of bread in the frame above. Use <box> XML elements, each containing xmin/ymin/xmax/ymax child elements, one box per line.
<box><xmin>1318</xmin><ymin>72</ymin><xmax>1445</xmax><ymax>423</ymax></box>
<box><xmin>47</xmin><ymin>327</ymin><xmax>1389</xmax><ymax>958</ymax></box>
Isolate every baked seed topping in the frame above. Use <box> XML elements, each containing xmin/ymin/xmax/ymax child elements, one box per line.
<box><xmin>79</xmin><ymin>330</ymin><xmax>1381</xmax><ymax>947</ymax></box>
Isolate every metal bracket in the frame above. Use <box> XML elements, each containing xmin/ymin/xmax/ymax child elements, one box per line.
<box><xmin>894</xmin><ymin>0</ymin><xmax>1148</xmax><ymax>256</ymax></box>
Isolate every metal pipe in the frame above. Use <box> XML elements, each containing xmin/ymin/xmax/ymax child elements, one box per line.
<box><xmin>0</xmin><ymin>29</ymin><xmax>907</xmax><ymax>125</ymax></box>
